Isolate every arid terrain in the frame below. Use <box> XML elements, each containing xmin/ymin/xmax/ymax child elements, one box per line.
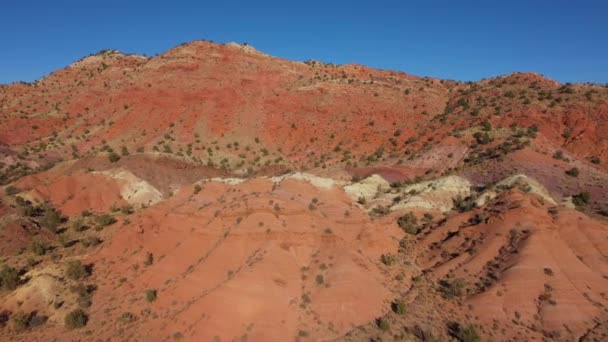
<box><xmin>0</xmin><ymin>41</ymin><xmax>607</xmax><ymax>341</ymax></box>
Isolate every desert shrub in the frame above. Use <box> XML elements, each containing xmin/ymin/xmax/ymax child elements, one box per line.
<box><xmin>453</xmin><ymin>195</ymin><xmax>475</xmax><ymax>212</ymax></box>
<box><xmin>472</xmin><ymin>132</ymin><xmax>491</xmax><ymax>145</ymax></box>
<box><xmin>423</xmin><ymin>212</ymin><xmax>434</xmax><ymax>222</ymax></box>
<box><xmin>449</xmin><ymin>322</ymin><xmax>481</xmax><ymax>342</ymax></box>
<box><xmin>120</xmin><ymin>205</ymin><xmax>133</xmax><ymax>215</ymax></box>
<box><xmin>71</xmin><ymin>283</ymin><xmax>95</xmax><ymax>308</ymax></box>
<box><xmin>119</xmin><ymin>312</ymin><xmax>136</xmax><ymax>323</ymax></box>
<box><xmin>439</xmin><ymin>278</ymin><xmax>467</xmax><ymax>299</ymax></box>
<box><xmin>380</xmin><ymin>254</ymin><xmax>395</xmax><ymax>266</ymax></box>
<box><xmin>40</xmin><ymin>206</ymin><xmax>62</xmax><ymax>232</ymax></box>
<box><xmin>315</xmin><ymin>275</ymin><xmax>324</xmax><ymax>285</ymax></box>
<box><xmin>64</xmin><ymin>309</ymin><xmax>87</xmax><ymax>329</ymax></box>
<box><xmin>145</xmin><ymin>289</ymin><xmax>157</xmax><ymax>302</ymax></box>
<box><xmin>391</xmin><ymin>299</ymin><xmax>407</xmax><ymax>315</ymax></box>
<box><xmin>565</xmin><ymin>167</ymin><xmax>579</xmax><ymax>177</ymax></box>
<box><xmin>65</xmin><ymin>260</ymin><xmax>89</xmax><ymax>280</ymax></box>
<box><xmin>376</xmin><ymin>317</ymin><xmax>390</xmax><ymax>331</ymax></box>
<box><xmin>58</xmin><ymin>233</ymin><xmax>71</xmax><ymax>247</ymax></box>
<box><xmin>30</xmin><ymin>241</ymin><xmax>49</xmax><ymax>256</ymax></box>
<box><xmin>572</xmin><ymin>192</ymin><xmax>591</xmax><ymax>207</ymax></box>
<box><xmin>81</xmin><ymin>236</ymin><xmax>101</xmax><ymax>247</ymax></box>
<box><xmin>193</xmin><ymin>184</ymin><xmax>202</xmax><ymax>194</ymax></box>
<box><xmin>370</xmin><ymin>205</ymin><xmax>390</xmax><ymax>217</ymax></box>
<box><xmin>108</xmin><ymin>152</ymin><xmax>120</xmax><ymax>163</ymax></box>
<box><xmin>552</xmin><ymin>150</ymin><xmax>564</xmax><ymax>160</ymax></box>
<box><xmin>11</xmin><ymin>311</ymin><xmax>29</xmax><ymax>331</ymax></box>
<box><xmin>398</xmin><ymin>213</ymin><xmax>419</xmax><ymax>235</ymax></box>
<box><xmin>72</xmin><ymin>217</ymin><xmax>86</xmax><ymax>232</ymax></box>
<box><xmin>0</xmin><ymin>265</ymin><xmax>20</xmax><ymax>290</ymax></box>
<box><xmin>412</xmin><ymin>325</ymin><xmax>438</xmax><ymax>341</ymax></box>
<box><xmin>590</xmin><ymin>156</ymin><xmax>601</xmax><ymax>164</ymax></box>
<box><xmin>144</xmin><ymin>252</ymin><xmax>154</xmax><ymax>266</ymax></box>
<box><xmin>27</xmin><ymin>312</ymin><xmax>46</xmax><ymax>328</ymax></box>
<box><xmin>95</xmin><ymin>213</ymin><xmax>116</xmax><ymax>227</ymax></box>
<box><xmin>480</xmin><ymin>121</ymin><xmax>492</xmax><ymax>131</ymax></box>
<box><xmin>5</xmin><ymin>186</ymin><xmax>20</xmax><ymax>195</ymax></box>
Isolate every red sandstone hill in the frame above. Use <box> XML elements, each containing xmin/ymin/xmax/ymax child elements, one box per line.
<box><xmin>0</xmin><ymin>41</ymin><xmax>607</xmax><ymax>341</ymax></box>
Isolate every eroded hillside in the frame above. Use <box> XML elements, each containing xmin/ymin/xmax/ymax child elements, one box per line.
<box><xmin>0</xmin><ymin>41</ymin><xmax>607</xmax><ymax>341</ymax></box>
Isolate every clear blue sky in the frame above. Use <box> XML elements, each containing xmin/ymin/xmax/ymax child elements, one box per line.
<box><xmin>1</xmin><ymin>0</ymin><xmax>607</xmax><ymax>84</ymax></box>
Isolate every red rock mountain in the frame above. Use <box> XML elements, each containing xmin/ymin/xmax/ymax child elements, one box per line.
<box><xmin>0</xmin><ymin>41</ymin><xmax>607</xmax><ymax>341</ymax></box>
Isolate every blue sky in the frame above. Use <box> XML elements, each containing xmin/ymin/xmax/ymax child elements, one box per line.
<box><xmin>1</xmin><ymin>0</ymin><xmax>607</xmax><ymax>84</ymax></box>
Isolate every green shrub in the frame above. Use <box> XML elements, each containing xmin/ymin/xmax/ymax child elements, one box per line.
<box><xmin>119</xmin><ymin>312</ymin><xmax>136</xmax><ymax>323</ymax></box>
<box><xmin>0</xmin><ymin>265</ymin><xmax>20</xmax><ymax>290</ymax></box>
<box><xmin>5</xmin><ymin>186</ymin><xmax>20</xmax><ymax>196</ymax></box>
<box><xmin>144</xmin><ymin>252</ymin><xmax>154</xmax><ymax>266</ymax></box>
<box><xmin>457</xmin><ymin>324</ymin><xmax>481</xmax><ymax>342</ymax></box>
<box><xmin>480</xmin><ymin>121</ymin><xmax>492</xmax><ymax>131</ymax></box>
<box><xmin>590</xmin><ymin>156</ymin><xmax>601</xmax><ymax>164</ymax></box>
<box><xmin>145</xmin><ymin>289</ymin><xmax>157</xmax><ymax>302</ymax></box>
<box><xmin>64</xmin><ymin>309</ymin><xmax>87</xmax><ymax>329</ymax></box>
<box><xmin>120</xmin><ymin>205</ymin><xmax>133</xmax><ymax>215</ymax></box>
<box><xmin>552</xmin><ymin>150</ymin><xmax>564</xmax><ymax>160</ymax></box>
<box><xmin>95</xmin><ymin>213</ymin><xmax>116</xmax><ymax>227</ymax></box>
<box><xmin>81</xmin><ymin>236</ymin><xmax>101</xmax><ymax>247</ymax></box>
<box><xmin>380</xmin><ymin>254</ymin><xmax>395</xmax><ymax>266</ymax></box>
<box><xmin>565</xmin><ymin>167</ymin><xmax>579</xmax><ymax>177</ymax></box>
<box><xmin>65</xmin><ymin>260</ymin><xmax>89</xmax><ymax>280</ymax></box>
<box><xmin>11</xmin><ymin>311</ymin><xmax>29</xmax><ymax>331</ymax></box>
<box><xmin>376</xmin><ymin>317</ymin><xmax>390</xmax><ymax>331</ymax></box>
<box><xmin>572</xmin><ymin>192</ymin><xmax>591</xmax><ymax>207</ymax></box>
<box><xmin>40</xmin><ymin>206</ymin><xmax>62</xmax><ymax>232</ymax></box>
<box><xmin>391</xmin><ymin>299</ymin><xmax>407</xmax><ymax>315</ymax></box>
<box><xmin>30</xmin><ymin>241</ymin><xmax>49</xmax><ymax>256</ymax></box>
<box><xmin>398</xmin><ymin>213</ymin><xmax>419</xmax><ymax>235</ymax></box>
<box><xmin>439</xmin><ymin>278</ymin><xmax>467</xmax><ymax>299</ymax></box>
<box><xmin>108</xmin><ymin>152</ymin><xmax>120</xmax><ymax>163</ymax></box>
<box><xmin>72</xmin><ymin>218</ymin><xmax>86</xmax><ymax>232</ymax></box>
